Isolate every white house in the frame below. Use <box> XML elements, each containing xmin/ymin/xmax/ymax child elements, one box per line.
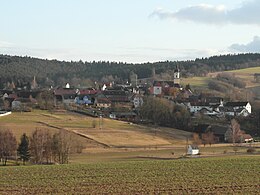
<box><xmin>187</xmin><ymin>145</ymin><xmax>199</xmax><ymax>155</ymax></box>
<box><xmin>65</xmin><ymin>83</ymin><xmax>70</xmax><ymax>89</ymax></box>
<box><xmin>188</xmin><ymin>102</ymin><xmax>212</xmax><ymax>113</ymax></box>
<box><xmin>225</xmin><ymin>102</ymin><xmax>251</xmax><ymax>114</ymax></box>
<box><xmin>187</xmin><ymin>101</ymin><xmax>252</xmax><ymax>117</ymax></box>
<box><xmin>236</xmin><ymin>108</ymin><xmax>250</xmax><ymax>117</ymax></box>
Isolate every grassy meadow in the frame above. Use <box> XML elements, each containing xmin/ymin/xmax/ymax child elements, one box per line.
<box><xmin>182</xmin><ymin>66</ymin><xmax>260</xmax><ymax>89</ymax></box>
<box><xmin>181</xmin><ymin>76</ymin><xmax>210</xmax><ymax>88</ymax></box>
<box><xmin>0</xmin><ymin>109</ymin><xmax>192</xmax><ymax>156</ymax></box>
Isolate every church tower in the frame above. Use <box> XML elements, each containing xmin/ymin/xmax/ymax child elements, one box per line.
<box><xmin>31</xmin><ymin>76</ymin><xmax>38</xmax><ymax>89</ymax></box>
<box><xmin>173</xmin><ymin>65</ymin><xmax>180</xmax><ymax>84</ymax></box>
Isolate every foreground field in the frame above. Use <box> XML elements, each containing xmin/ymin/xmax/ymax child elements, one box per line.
<box><xmin>0</xmin><ymin>156</ymin><xmax>259</xmax><ymax>194</ymax></box>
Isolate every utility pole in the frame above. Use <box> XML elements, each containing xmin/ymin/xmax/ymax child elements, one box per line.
<box><xmin>99</xmin><ymin>114</ymin><xmax>103</xmax><ymax>130</ymax></box>
<box><xmin>186</xmin><ymin>136</ymin><xmax>189</xmax><ymax>155</ymax></box>
<box><xmin>256</xmin><ymin>111</ymin><xmax>260</xmax><ymax>137</ymax></box>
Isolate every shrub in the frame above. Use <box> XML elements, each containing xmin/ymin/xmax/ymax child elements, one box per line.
<box><xmin>247</xmin><ymin>148</ymin><xmax>256</xmax><ymax>153</ymax></box>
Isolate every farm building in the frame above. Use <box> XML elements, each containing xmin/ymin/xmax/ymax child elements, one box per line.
<box><xmin>187</xmin><ymin>145</ymin><xmax>199</xmax><ymax>155</ymax></box>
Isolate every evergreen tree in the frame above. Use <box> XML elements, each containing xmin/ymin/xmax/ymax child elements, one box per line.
<box><xmin>17</xmin><ymin>133</ymin><xmax>30</xmax><ymax>165</ymax></box>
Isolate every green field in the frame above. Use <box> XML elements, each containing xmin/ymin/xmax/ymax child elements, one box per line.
<box><xmin>182</xmin><ymin>77</ymin><xmax>210</xmax><ymax>88</ymax></box>
<box><xmin>182</xmin><ymin>66</ymin><xmax>260</xmax><ymax>89</ymax></box>
<box><xmin>228</xmin><ymin>66</ymin><xmax>260</xmax><ymax>74</ymax></box>
<box><xmin>0</xmin><ymin>156</ymin><xmax>259</xmax><ymax>194</ymax></box>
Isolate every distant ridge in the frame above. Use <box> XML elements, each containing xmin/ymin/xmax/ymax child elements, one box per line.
<box><xmin>0</xmin><ymin>53</ymin><xmax>260</xmax><ymax>83</ymax></box>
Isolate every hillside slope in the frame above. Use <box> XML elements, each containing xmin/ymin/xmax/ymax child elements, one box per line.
<box><xmin>1</xmin><ymin>53</ymin><xmax>260</xmax><ymax>85</ymax></box>
<box><xmin>0</xmin><ymin>110</ymin><xmax>192</xmax><ymax>151</ymax></box>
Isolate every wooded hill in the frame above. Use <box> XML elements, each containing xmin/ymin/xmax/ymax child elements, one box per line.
<box><xmin>1</xmin><ymin>53</ymin><xmax>260</xmax><ymax>86</ymax></box>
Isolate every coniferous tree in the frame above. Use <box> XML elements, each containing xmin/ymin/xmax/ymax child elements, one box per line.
<box><xmin>17</xmin><ymin>133</ymin><xmax>30</xmax><ymax>165</ymax></box>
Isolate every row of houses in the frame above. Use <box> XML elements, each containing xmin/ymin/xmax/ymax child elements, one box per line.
<box><xmin>54</xmin><ymin>86</ymin><xmax>144</xmax><ymax>109</ymax></box>
<box><xmin>0</xmin><ymin>86</ymin><xmax>252</xmax><ymax>120</ymax></box>
<box><xmin>177</xmin><ymin>96</ymin><xmax>252</xmax><ymax>117</ymax></box>
<box><xmin>0</xmin><ymin>89</ymin><xmax>40</xmax><ymax>111</ymax></box>
<box><xmin>0</xmin><ymin>86</ymin><xmax>144</xmax><ymax>112</ymax></box>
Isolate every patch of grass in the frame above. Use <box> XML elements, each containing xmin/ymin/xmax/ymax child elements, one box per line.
<box><xmin>183</xmin><ymin>66</ymin><xmax>260</xmax><ymax>89</ymax></box>
<box><xmin>228</xmin><ymin>66</ymin><xmax>260</xmax><ymax>74</ymax></box>
<box><xmin>182</xmin><ymin>77</ymin><xmax>210</xmax><ymax>88</ymax></box>
<box><xmin>0</xmin><ymin>109</ymin><xmax>192</xmax><ymax>149</ymax></box>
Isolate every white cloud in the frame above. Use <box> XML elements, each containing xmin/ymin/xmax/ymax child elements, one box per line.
<box><xmin>151</xmin><ymin>0</ymin><xmax>260</xmax><ymax>25</ymax></box>
<box><xmin>229</xmin><ymin>36</ymin><xmax>260</xmax><ymax>52</ymax></box>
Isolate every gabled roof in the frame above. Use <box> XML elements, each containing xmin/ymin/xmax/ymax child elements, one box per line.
<box><xmin>204</xmin><ymin>97</ymin><xmax>223</xmax><ymax>104</ymax></box>
<box><xmin>102</xmin><ymin>90</ymin><xmax>131</xmax><ymax>102</ymax></box>
<box><xmin>79</xmin><ymin>89</ymin><xmax>99</xmax><ymax>95</ymax></box>
<box><xmin>54</xmin><ymin>88</ymin><xmax>76</xmax><ymax>95</ymax></box>
<box><xmin>189</xmin><ymin>145</ymin><xmax>199</xmax><ymax>149</ymax></box>
<box><xmin>208</xmin><ymin>125</ymin><xmax>229</xmax><ymax>135</ymax></box>
<box><xmin>103</xmin><ymin>90</ymin><xmax>128</xmax><ymax>96</ymax></box>
<box><xmin>219</xmin><ymin>106</ymin><xmax>234</xmax><ymax>112</ymax></box>
<box><xmin>190</xmin><ymin>102</ymin><xmax>210</xmax><ymax>106</ymax></box>
<box><xmin>153</xmin><ymin>80</ymin><xmax>179</xmax><ymax>88</ymax></box>
<box><xmin>236</xmin><ymin>108</ymin><xmax>249</xmax><ymax>113</ymax></box>
<box><xmin>241</xmin><ymin>134</ymin><xmax>252</xmax><ymax>139</ymax></box>
<box><xmin>96</xmin><ymin>97</ymin><xmax>111</xmax><ymax>104</ymax></box>
<box><xmin>225</xmin><ymin>102</ymin><xmax>249</xmax><ymax>107</ymax></box>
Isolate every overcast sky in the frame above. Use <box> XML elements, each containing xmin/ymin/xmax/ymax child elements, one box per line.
<box><xmin>1</xmin><ymin>0</ymin><xmax>260</xmax><ymax>63</ymax></box>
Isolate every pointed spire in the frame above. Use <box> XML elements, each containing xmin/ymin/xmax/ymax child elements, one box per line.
<box><xmin>31</xmin><ymin>76</ymin><xmax>38</xmax><ymax>89</ymax></box>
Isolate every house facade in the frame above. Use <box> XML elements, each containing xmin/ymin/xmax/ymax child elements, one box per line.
<box><xmin>224</xmin><ymin>102</ymin><xmax>251</xmax><ymax>116</ymax></box>
<box><xmin>187</xmin><ymin>145</ymin><xmax>199</xmax><ymax>155</ymax></box>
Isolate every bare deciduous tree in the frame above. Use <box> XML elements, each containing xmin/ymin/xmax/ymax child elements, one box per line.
<box><xmin>192</xmin><ymin>133</ymin><xmax>201</xmax><ymax>145</ymax></box>
<box><xmin>0</xmin><ymin>129</ymin><xmax>17</xmax><ymax>165</ymax></box>
<box><xmin>225</xmin><ymin>119</ymin><xmax>242</xmax><ymax>143</ymax></box>
<box><xmin>202</xmin><ymin>132</ymin><xmax>215</xmax><ymax>147</ymax></box>
<box><xmin>29</xmin><ymin>128</ymin><xmax>84</xmax><ymax>164</ymax></box>
<box><xmin>52</xmin><ymin>130</ymin><xmax>82</xmax><ymax>164</ymax></box>
<box><xmin>30</xmin><ymin>128</ymin><xmax>52</xmax><ymax>164</ymax></box>
<box><xmin>52</xmin><ymin>130</ymin><xmax>73</xmax><ymax>164</ymax></box>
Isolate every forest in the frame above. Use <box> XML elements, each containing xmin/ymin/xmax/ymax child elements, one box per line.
<box><xmin>1</xmin><ymin>53</ymin><xmax>260</xmax><ymax>87</ymax></box>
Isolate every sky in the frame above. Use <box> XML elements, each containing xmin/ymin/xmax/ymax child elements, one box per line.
<box><xmin>1</xmin><ymin>0</ymin><xmax>260</xmax><ymax>63</ymax></box>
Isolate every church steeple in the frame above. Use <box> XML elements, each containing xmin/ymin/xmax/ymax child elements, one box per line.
<box><xmin>31</xmin><ymin>76</ymin><xmax>38</xmax><ymax>89</ymax></box>
<box><xmin>173</xmin><ymin>65</ymin><xmax>180</xmax><ymax>84</ymax></box>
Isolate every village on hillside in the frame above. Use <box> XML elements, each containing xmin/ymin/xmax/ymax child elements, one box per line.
<box><xmin>0</xmin><ymin>66</ymin><xmax>258</xmax><ymax>144</ymax></box>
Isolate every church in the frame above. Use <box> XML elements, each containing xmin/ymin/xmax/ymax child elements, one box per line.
<box><xmin>150</xmin><ymin>66</ymin><xmax>182</xmax><ymax>96</ymax></box>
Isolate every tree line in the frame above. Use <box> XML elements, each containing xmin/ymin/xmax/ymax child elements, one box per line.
<box><xmin>140</xmin><ymin>97</ymin><xmax>191</xmax><ymax>130</ymax></box>
<box><xmin>1</xmin><ymin>53</ymin><xmax>260</xmax><ymax>88</ymax></box>
<box><xmin>0</xmin><ymin>128</ymin><xmax>83</xmax><ymax>166</ymax></box>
